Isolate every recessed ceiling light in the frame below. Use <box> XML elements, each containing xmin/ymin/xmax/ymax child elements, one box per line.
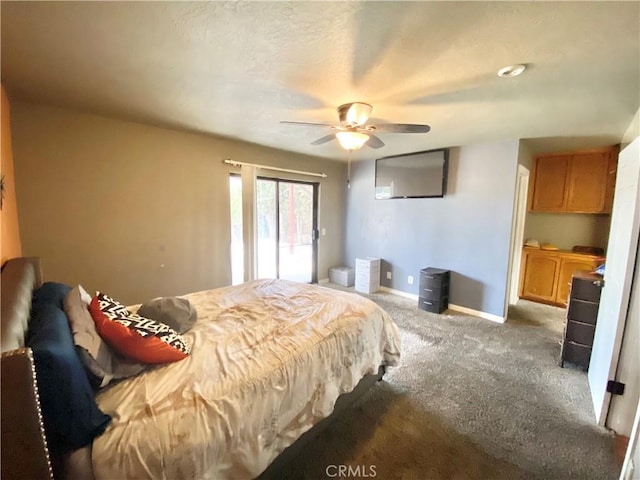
<box><xmin>497</xmin><ymin>64</ymin><xmax>527</xmax><ymax>78</ymax></box>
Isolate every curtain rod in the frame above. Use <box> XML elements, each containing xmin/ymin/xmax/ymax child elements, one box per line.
<box><xmin>223</xmin><ymin>159</ymin><xmax>327</xmax><ymax>178</ymax></box>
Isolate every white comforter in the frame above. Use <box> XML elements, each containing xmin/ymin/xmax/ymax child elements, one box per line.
<box><xmin>92</xmin><ymin>279</ymin><xmax>401</xmax><ymax>479</ymax></box>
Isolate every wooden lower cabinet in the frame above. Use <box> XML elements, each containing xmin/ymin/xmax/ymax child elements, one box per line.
<box><xmin>556</xmin><ymin>258</ymin><xmax>601</xmax><ymax>306</ymax></box>
<box><xmin>520</xmin><ymin>252</ymin><xmax>561</xmax><ymax>303</ymax></box>
<box><xmin>519</xmin><ymin>247</ymin><xmax>604</xmax><ymax>306</ymax></box>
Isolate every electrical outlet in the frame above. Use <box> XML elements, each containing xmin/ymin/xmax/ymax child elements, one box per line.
<box><xmin>408</xmin><ymin>275</ymin><xmax>414</xmax><ymax>285</ymax></box>
<box><xmin>321</xmin><ymin>228</ymin><xmax>326</xmax><ymax>236</ymax></box>
<box><xmin>386</xmin><ymin>271</ymin><xmax>392</xmax><ymax>280</ymax></box>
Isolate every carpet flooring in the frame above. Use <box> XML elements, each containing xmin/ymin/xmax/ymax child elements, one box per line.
<box><xmin>275</xmin><ymin>286</ymin><xmax>621</xmax><ymax>480</ymax></box>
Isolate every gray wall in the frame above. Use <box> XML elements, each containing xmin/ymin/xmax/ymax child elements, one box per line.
<box><xmin>343</xmin><ymin>140</ymin><xmax>520</xmax><ymax>318</ymax></box>
<box><xmin>11</xmin><ymin>102</ymin><xmax>345</xmax><ymax>304</ymax></box>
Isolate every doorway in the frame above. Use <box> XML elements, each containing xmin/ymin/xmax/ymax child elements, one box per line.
<box><xmin>256</xmin><ymin>178</ymin><xmax>318</xmax><ymax>283</ymax></box>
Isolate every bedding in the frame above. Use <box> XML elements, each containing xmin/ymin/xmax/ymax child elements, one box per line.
<box><xmin>137</xmin><ymin>296</ymin><xmax>198</xmax><ymax>334</ymax></box>
<box><xmin>89</xmin><ymin>292</ymin><xmax>191</xmax><ymax>364</ymax></box>
<box><xmin>64</xmin><ymin>284</ymin><xmax>147</xmax><ymax>388</ymax></box>
<box><xmin>27</xmin><ymin>282</ymin><xmax>112</xmax><ymax>454</ymax></box>
<box><xmin>91</xmin><ymin>279</ymin><xmax>401</xmax><ymax>479</ymax></box>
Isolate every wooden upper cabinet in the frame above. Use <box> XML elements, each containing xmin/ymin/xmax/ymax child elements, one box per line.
<box><xmin>531</xmin><ymin>156</ymin><xmax>569</xmax><ymax>212</ymax></box>
<box><xmin>566</xmin><ymin>153</ymin><xmax>608</xmax><ymax>213</ymax></box>
<box><xmin>530</xmin><ymin>147</ymin><xmax>618</xmax><ymax>214</ymax></box>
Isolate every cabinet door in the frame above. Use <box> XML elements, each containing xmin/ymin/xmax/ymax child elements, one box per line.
<box><xmin>521</xmin><ymin>253</ymin><xmax>561</xmax><ymax>302</ymax></box>
<box><xmin>556</xmin><ymin>258</ymin><xmax>599</xmax><ymax>306</ymax></box>
<box><xmin>531</xmin><ymin>156</ymin><xmax>569</xmax><ymax>212</ymax></box>
<box><xmin>566</xmin><ymin>153</ymin><xmax>609</xmax><ymax>213</ymax></box>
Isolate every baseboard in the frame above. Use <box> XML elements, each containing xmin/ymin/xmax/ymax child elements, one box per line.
<box><xmin>318</xmin><ymin>278</ymin><xmax>329</xmax><ymax>284</ymax></box>
<box><xmin>379</xmin><ymin>286</ymin><xmax>505</xmax><ymax>323</ymax></box>
<box><xmin>448</xmin><ymin>303</ymin><xmax>506</xmax><ymax>324</ymax></box>
<box><xmin>379</xmin><ymin>286</ymin><xmax>418</xmax><ymax>301</ymax></box>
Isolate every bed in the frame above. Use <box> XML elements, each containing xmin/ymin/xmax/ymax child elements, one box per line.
<box><xmin>0</xmin><ymin>257</ymin><xmax>401</xmax><ymax>479</ymax></box>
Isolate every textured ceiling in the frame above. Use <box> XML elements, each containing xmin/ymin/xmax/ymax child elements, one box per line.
<box><xmin>1</xmin><ymin>1</ymin><xmax>639</xmax><ymax>161</ymax></box>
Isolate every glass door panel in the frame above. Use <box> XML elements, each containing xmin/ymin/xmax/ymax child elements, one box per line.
<box><xmin>278</xmin><ymin>182</ymin><xmax>313</xmax><ymax>283</ymax></box>
<box><xmin>229</xmin><ymin>175</ymin><xmax>243</xmax><ymax>285</ymax></box>
<box><xmin>256</xmin><ymin>179</ymin><xmax>278</xmax><ymax>279</ymax></box>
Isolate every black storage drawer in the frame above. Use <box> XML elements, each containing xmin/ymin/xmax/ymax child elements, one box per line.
<box><xmin>418</xmin><ymin>268</ymin><xmax>450</xmax><ymax>314</ymax></box>
<box><xmin>567</xmin><ymin>299</ymin><xmax>599</xmax><ymax>325</ymax></box>
<box><xmin>418</xmin><ymin>296</ymin><xmax>449</xmax><ymax>314</ymax></box>
<box><xmin>561</xmin><ymin>341</ymin><xmax>592</xmax><ymax>370</ymax></box>
<box><xmin>419</xmin><ymin>268</ymin><xmax>450</xmax><ymax>289</ymax></box>
<box><xmin>571</xmin><ymin>276</ymin><xmax>603</xmax><ymax>302</ymax></box>
<box><xmin>565</xmin><ymin>321</ymin><xmax>596</xmax><ymax>346</ymax></box>
<box><xmin>560</xmin><ymin>271</ymin><xmax>602</xmax><ymax>371</ymax></box>
<box><xmin>419</xmin><ymin>284</ymin><xmax>447</xmax><ymax>300</ymax></box>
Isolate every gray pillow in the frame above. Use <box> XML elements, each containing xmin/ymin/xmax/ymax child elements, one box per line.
<box><xmin>64</xmin><ymin>285</ymin><xmax>147</xmax><ymax>389</ymax></box>
<box><xmin>137</xmin><ymin>297</ymin><xmax>197</xmax><ymax>334</ymax></box>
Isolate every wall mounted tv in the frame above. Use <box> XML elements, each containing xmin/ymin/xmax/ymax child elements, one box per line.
<box><xmin>375</xmin><ymin>148</ymin><xmax>449</xmax><ymax>199</ymax></box>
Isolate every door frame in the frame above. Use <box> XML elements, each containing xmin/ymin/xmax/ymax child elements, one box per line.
<box><xmin>620</xmin><ymin>399</ymin><xmax>640</xmax><ymax>480</ymax></box>
<box><xmin>505</xmin><ymin>164</ymin><xmax>530</xmax><ymax>316</ymax></box>
<box><xmin>257</xmin><ymin>176</ymin><xmax>319</xmax><ymax>284</ymax></box>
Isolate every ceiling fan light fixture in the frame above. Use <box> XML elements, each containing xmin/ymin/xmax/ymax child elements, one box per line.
<box><xmin>338</xmin><ymin>102</ymin><xmax>373</xmax><ymax>126</ymax></box>
<box><xmin>497</xmin><ymin>64</ymin><xmax>526</xmax><ymax>78</ymax></box>
<box><xmin>336</xmin><ymin>131</ymin><xmax>370</xmax><ymax>151</ymax></box>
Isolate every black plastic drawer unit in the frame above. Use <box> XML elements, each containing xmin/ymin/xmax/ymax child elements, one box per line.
<box><xmin>559</xmin><ymin>271</ymin><xmax>602</xmax><ymax>371</ymax></box>
<box><xmin>418</xmin><ymin>268</ymin><xmax>450</xmax><ymax>314</ymax></box>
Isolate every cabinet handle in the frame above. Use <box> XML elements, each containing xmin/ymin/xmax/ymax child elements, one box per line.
<box><xmin>424</xmin><ymin>288</ymin><xmax>433</xmax><ymax>292</ymax></box>
<box><xmin>424</xmin><ymin>276</ymin><xmax>434</xmax><ymax>279</ymax></box>
<box><xmin>422</xmin><ymin>301</ymin><xmax>433</xmax><ymax>305</ymax></box>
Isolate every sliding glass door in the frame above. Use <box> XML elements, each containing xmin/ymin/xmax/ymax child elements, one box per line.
<box><xmin>257</xmin><ymin>178</ymin><xmax>318</xmax><ymax>283</ymax></box>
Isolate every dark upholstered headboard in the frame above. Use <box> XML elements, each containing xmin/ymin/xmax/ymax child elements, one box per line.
<box><xmin>1</xmin><ymin>257</ymin><xmax>42</xmax><ymax>351</ymax></box>
<box><xmin>0</xmin><ymin>257</ymin><xmax>53</xmax><ymax>479</ymax></box>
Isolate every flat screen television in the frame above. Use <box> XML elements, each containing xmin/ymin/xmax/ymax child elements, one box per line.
<box><xmin>375</xmin><ymin>148</ymin><xmax>449</xmax><ymax>199</ymax></box>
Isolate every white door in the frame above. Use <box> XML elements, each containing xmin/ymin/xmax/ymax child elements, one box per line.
<box><xmin>589</xmin><ymin>138</ymin><xmax>640</xmax><ymax>424</ymax></box>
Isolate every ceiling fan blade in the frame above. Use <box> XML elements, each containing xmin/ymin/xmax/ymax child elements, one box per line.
<box><xmin>310</xmin><ymin>134</ymin><xmax>336</xmax><ymax>145</ymax></box>
<box><xmin>280</xmin><ymin>121</ymin><xmax>335</xmax><ymax>128</ymax></box>
<box><xmin>366</xmin><ymin>134</ymin><xmax>385</xmax><ymax>149</ymax></box>
<box><xmin>373</xmin><ymin>123</ymin><xmax>431</xmax><ymax>133</ymax></box>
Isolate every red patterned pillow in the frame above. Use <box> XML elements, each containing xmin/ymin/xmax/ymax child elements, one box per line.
<box><xmin>88</xmin><ymin>292</ymin><xmax>191</xmax><ymax>364</ymax></box>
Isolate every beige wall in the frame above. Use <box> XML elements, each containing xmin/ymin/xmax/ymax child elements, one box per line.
<box><xmin>621</xmin><ymin>106</ymin><xmax>639</xmax><ymax>148</ymax></box>
<box><xmin>524</xmin><ymin>213</ymin><xmax>611</xmax><ymax>251</ymax></box>
<box><xmin>0</xmin><ymin>85</ymin><xmax>23</xmax><ymax>264</ymax></box>
<box><xmin>517</xmin><ymin>139</ymin><xmax>533</xmax><ymax>171</ymax></box>
<box><xmin>11</xmin><ymin>102</ymin><xmax>345</xmax><ymax>304</ymax></box>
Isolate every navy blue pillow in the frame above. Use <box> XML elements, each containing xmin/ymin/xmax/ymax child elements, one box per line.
<box><xmin>27</xmin><ymin>282</ymin><xmax>111</xmax><ymax>454</ymax></box>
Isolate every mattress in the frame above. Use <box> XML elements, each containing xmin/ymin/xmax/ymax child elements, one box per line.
<box><xmin>91</xmin><ymin>279</ymin><xmax>401</xmax><ymax>479</ymax></box>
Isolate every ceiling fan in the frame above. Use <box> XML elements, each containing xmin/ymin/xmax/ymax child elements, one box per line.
<box><xmin>280</xmin><ymin>102</ymin><xmax>431</xmax><ymax>151</ymax></box>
